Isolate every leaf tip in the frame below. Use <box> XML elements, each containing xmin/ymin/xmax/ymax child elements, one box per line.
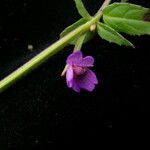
<box><xmin>132</xmin><ymin>45</ymin><xmax>135</xmax><ymax>49</ymax></box>
<box><xmin>128</xmin><ymin>42</ymin><xmax>135</xmax><ymax>48</ymax></box>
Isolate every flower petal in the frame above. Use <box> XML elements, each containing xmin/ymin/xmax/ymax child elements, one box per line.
<box><xmin>87</xmin><ymin>69</ymin><xmax>98</xmax><ymax>84</ymax></box>
<box><xmin>66</xmin><ymin>65</ymin><xmax>74</xmax><ymax>88</ymax></box>
<box><xmin>76</xmin><ymin>69</ymin><xmax>98</xmax><ymax>92</ymax></box>
<box><xmin>80</xmin><ymin>56</ymin><xmax>94</xmax><ymax>67</ymax></box>
<box><xmin>66</xmin><ymin>51</ymin><xmax>82</xmax><ymax>65</ymax></box>
<box><xmin>72</xmin><ymin>80</ymin><xmax>80</xmax><ymax>93</ymax></box>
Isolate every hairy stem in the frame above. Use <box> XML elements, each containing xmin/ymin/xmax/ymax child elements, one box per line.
<box><xmin>0</xmin><ymin>0</ymin><xmax>111</xmax><ymax>93</ymax></box>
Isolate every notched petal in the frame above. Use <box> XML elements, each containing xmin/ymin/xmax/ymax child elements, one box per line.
<box><xmin>66</xmin><ymin>51</ymin><xmax>83</xmax><ymax>65</ymax></box>
<box><xmin>76</xmin><ymin>69</ymin><xmax>98</xmax><ymax>92</ymax></box>
<box><xmin>80</xmin><ymin>56</ymin><xmax>94</xmax><ymax>67</ymax></box>
<box><xmin>86</xmin><ymin>69</ymin><xmax>98</xmax><ymax>84</ymax></box>
<box><xmin>72</xmin><ymin>80</ymin><xmax>81</xmax><ymax>93</ymax></box>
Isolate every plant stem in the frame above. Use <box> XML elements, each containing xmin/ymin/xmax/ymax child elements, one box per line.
<box><xmin>0</xmin><ymin>0</ymin><xmax>111</xmax><ymax>93</ymax></box>
<box><xmin>73</xmin><ymin>33</ymin><xmax>86</xmax><ymax>51</ymax></box>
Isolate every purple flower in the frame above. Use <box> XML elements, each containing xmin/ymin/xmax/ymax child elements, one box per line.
<box><xmin>66</xmin><ymin>51</ymin><xmax>98</xmax><ymax>92</ymax></box>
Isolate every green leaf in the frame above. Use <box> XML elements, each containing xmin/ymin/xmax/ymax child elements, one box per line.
<box><xmin>60</xmin><ymin>18</ymin><xmax>95</xmax><ymax>45</ymax></box>
<box><xmin>60</xmin><ymin>18</ymin><xmax>87</xmax><ymax>38</ymax></box>
<box><xmin>103</xmin><ymin>3</ymin><xmax>150</xmax><ymax>35</ymax></box>
<box><xmin>74</xmin><ymin>0</ymin><xmax>91</xmax><ymax>19</ymax></box>
<box><xmin>97</xmin><ymin>22</ymin><xmax>134</xmax><ymax>47</ymax></box>
<box><xmin>70</xmin><ymin>31</ymin><xmax>95</xmax><ymax>45</ymax></box>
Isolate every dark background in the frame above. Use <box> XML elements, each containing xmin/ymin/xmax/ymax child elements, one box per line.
<box><xmin>0</xmin><ymin>0</ymin><xmax>150</xmax><ymax>149</ymax></box>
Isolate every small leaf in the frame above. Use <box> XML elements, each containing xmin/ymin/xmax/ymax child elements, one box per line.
<box><xmin>103</xmin><ymin>3</ymin><xmax>150</xmax><ymax>35</ymax></box>
<box><xmin>74</xmin><ymin>0</ymin><xmax>91</xmax><ymax>19</ymax></box>
<box><xmin>60</xmin><ymin>18</ymin><xmax>87</xmax><ymax>38</ymax></box>
<box><xmin>97</xmin><ymin>22</ymin><xmax>134</xmax><ymax>47</ymax></box>
<box><xmin>69</xmin><ymin>31</ymin><xmax>95</xmax><ymax>45</ymax></box>
<box><xmin>60</xmin><ymin>18</ymin><xmax>95</xmax><ymax>45</ymax></box>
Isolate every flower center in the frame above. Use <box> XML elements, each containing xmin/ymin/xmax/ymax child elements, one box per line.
<box><xmin>72</xmin><ymin>65</ymin><xmax>87</xmax><ymax>77</ymax></box>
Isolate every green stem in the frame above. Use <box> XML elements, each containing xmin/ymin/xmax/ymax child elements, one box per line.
<box><xmin>0</xmin><ymin>0</ymin><xmax>111</xmax><ymax>93</ymax></box>
<box><xmin>73</xmin><ymin>33</ymin><xmax>86</xmax><ymax>51</ymax></box>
